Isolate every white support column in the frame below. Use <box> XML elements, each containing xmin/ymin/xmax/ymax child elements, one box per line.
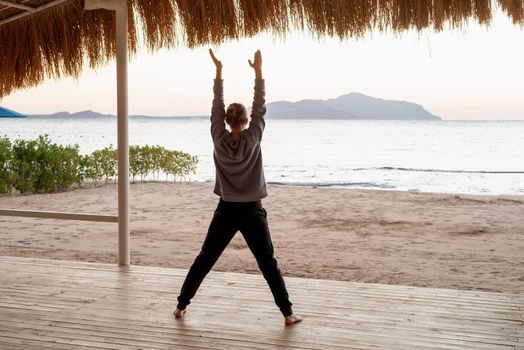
<box><xmin>85</xmin><ymin>0</ymin><xmax>130</xmax><ymax>266</ymax></box>
<box><xmin>115</xmin><ymin>0</ymin><xmax>130</xmax><ymax>266</ymax></box>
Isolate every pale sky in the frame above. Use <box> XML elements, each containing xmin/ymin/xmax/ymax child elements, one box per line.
<box><xmin>2</xmin><ymin>10</ymin><xmax>523</xmax><ymax>120</ymax></box>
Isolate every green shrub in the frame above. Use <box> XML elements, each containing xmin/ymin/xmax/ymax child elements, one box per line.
<box><xmin>11</xmin><ymin>138</ymin><xmax>39</xmax><ymax>193</ymax></box>
<box><xmin>129</xmin><ymin>145</ymin><xmax>198</xmax><ymax>183</ymax></box>
<box><xmin>0</xmin><ymin>136</ymin><xmax>14</xmax><ymax>195</ymax></box>
<box><xmin>101</xmin><ymin>146</ymin><xmax>118</xmax><ymax>183</ymax></box>
<box><xmin>1</xmin><ymin>135</ymin><xmax>198</xmax><ymax>195</ymax></box>
<box><xmin>77</xmin><ymin>154</ymin><xmax>93</xmax><ymax>185</ymax></box>
<box><xmin>129</xmin><ymin>145</ymin><xmax>141</xmax><ymax>183</ymax></box>
<box><xmin>51</xmin><ymin>143</ymin><xmax>81</xmax><ymax>191</ymax></box>
<box><xmin>163</xmin><ymin>150</ymin><xmax>198</xmax><ymax>182</ymax></box>
<box><xmin>150</xmin><ymin>146</ymin><xmax>165</xmax><ymax>181</ymax></box>
<box><xmin>9</xmin><ymin>135</ymin><xmax>82</xmax><ymax>194</ymax></box>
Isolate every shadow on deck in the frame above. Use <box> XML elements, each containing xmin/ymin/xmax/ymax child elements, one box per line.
<box><xmin>0</xmin><ymin>256</ymin><xmax>522</xmax><ymax>349</ymax></box>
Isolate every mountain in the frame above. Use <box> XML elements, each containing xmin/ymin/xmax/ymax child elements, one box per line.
<box><xmin>30</xmin><ymin>110</ymin><xmax>115</xmax><ymax>119</ymax></box>
<box><xmin>29</xmin><ymin>110</ymin><xmax>206</xmax><ymax>119</ymax></box>
<box><xmin>266</xmin><ymin>92</ymin><xmax>440</xmax><ymax>120</ymax></box>
<box><xmin>265</xmin><ymin>100</ymin><xmax>351</xmax><ymax>119</ymax></box>
<box><xmin>27</xmin><ymin>93</ymin><xmax>440</xmax><ymax>121</ymax></box>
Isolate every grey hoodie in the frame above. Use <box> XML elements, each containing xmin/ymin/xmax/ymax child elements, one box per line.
<box><xmin>211</xmin><ymin>79</ymin><xmax>267</xmax><ymax>202</ymax></box>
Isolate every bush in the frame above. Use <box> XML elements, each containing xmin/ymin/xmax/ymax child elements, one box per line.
<box><xmin>0</xmin><ymin>136</ymin><xmax>14</xmax><ymax>195</ymax></box>
<box><xmin>77</xmin><ymin>154</ymin><xmax>93</xmax><ymax>185</ymax></box>
<box><xmin>162</xmin><ymin>150</ymin><xmax>198</xmax><ymax>182</ymax></box>
<box><xmin>52</xmin><ymin>143</ymin><xmax>82</xmax><ymax>191</ymax></box>
<box><xmin>129</xmin><ymin>145</ymin><xmax>198</xmax><ymax>183</ymax></box>
<box><xmin>11</xmin><ymin>138</ymin><xmax>38</xmax><ymax>193</ymax></box>
<box><xmin>90</xmin><ymin>146</ymin><xmax>117</xmax><ymax>184</ymax></box>
<box><xmin>10</xmin><ymin>135</ymin><xmax>82</xmax><ymax>194</ymax></box>
<box><xmin>0</xmin><ymin>135</ymin><xmax>199</xmax><ymax>195</ymax></box>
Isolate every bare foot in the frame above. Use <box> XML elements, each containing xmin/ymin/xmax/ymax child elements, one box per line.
<box><xmin>285</xmin><ymin>313</ymin><xmax>303</xmax><ymax>325</ymax></box>
<box><xmin>174</xmin><ymin>308</ymin><xmax>186</xmax><ymax>319</ymax></box>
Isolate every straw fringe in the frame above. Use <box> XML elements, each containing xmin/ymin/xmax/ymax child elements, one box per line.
<box><xmin>499</xmin><ymin>0</ymin><xmax>524</xmax><ymax>22</ymax></box>
<box><xmin>0</xmin><ymin>0</ymin><xmax>522</xmax><ymax>98</ymax></box>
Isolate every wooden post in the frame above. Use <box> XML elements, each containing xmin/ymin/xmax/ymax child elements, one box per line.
<box><xmin>115</xmin><ymin>0</ymin><xmax>130</xmax><ymax>266</ymax></box>
<box><xmin>85</xmin><ymin>0</ymin><xmax>130</xmax><ymax>266</ymax></box>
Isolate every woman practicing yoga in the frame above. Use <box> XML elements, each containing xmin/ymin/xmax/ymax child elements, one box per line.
<box><xmin>174</xmin><ymin>49</ymin><xmax>302</xmax><ymax>325</ymax></box>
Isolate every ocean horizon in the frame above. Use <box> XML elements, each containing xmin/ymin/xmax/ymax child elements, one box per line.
<box><xmin>2</xmin><ymin>117</ymin><xmax>523</xmax><ymax>195</ymax></box>
<box><xmin>21</xmin><ymin>111</ymin><xmax>524</xmax><ymax>122</ymax></box>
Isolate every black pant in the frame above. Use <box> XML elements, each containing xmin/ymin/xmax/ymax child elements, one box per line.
<box><xmin>177</xmin><ymin>199</ymin><xmax>293</xmax><ymax>316</ymax></box>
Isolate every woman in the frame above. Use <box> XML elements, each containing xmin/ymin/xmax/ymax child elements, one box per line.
<box><xmin>174</xmin><ymin>49</ymin><xmax>302</xmax><ymax>325</ymax></box>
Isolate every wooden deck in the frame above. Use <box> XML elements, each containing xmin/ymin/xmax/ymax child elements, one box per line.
<box><xmin>0</xmin><ymin>256</ymin><xmax>522</xmax><ymax>350</ymax></box>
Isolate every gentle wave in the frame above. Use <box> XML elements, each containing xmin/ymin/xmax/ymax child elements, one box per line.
<box><xmin>268</xmin><ymin>181</ymin><xmax>396</xmax><ymax>189</ymax></box>
<box><xmin>353</xmin><ymin>167</ymin><xmax>524</xmax><ymax>174</ymax></box>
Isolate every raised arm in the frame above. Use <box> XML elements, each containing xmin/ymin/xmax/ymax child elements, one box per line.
<box><xmin>249</xmin><ymin>50</ymin><xmax>263</xmax><ymax>80</ymax></box>
<box><xmin>246</xmin><ymin>50</ymin><xmax>266</xmax><ymax>142</ymax></box>
<box><xmin>209</xmin><ymin>49</ymin><xmax>226</xmax><ymax>142</ymax></box>
<box><xmin>210</xmin><ymin>48</ymin><xmax>222</xmax><ymax>79</ymax></box>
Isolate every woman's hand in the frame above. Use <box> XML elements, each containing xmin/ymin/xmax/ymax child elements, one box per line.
<box><xmin>249</xmin><ymin>50</ymin><xmax>263</xmax><ymax>80</ymax></box>
<box><xmin>209</xmin><ymin>48</ymin><xmax>222</xmax><ymax>79</ymax></box>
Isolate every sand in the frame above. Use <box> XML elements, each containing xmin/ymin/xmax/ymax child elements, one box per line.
<box><xmin>1</xmin><ymin>182</ymin><xmax>523</xmax><ymax>293</ymax></box>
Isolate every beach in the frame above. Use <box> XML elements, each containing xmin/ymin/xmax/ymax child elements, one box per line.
<box><xmin>1</xmin><ymin>182</ymin><xmax>523</xmax><ymax>293</ymax></box>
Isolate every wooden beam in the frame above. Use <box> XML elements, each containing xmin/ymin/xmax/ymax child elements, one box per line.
<box><xmin>0</xmin><ymin>0</ymin><xmax>69</xmax><ymax>26</ymax></box>
<box><xmin>0</xmin><ymin>209</ymin><xmax>118</xmax><ymax>223</ymax></box>
<box><xmin>0</xmin><ymin>0</ymin><xmax>35</xmax><ymax>12</ymax></box>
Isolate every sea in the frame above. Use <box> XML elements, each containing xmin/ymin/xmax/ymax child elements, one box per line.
<box><xmin>1</xmin><ymin>117</ymin><xmax>523</xmax><ymax>195</ymax></box>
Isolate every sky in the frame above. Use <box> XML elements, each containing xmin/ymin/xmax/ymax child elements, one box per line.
<box><xmin>2</xmin><ymin>10</ymin><xmax>523</xmax><ymax>120</ymax></box>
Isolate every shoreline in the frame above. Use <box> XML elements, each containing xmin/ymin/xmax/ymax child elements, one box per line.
<box><xmin>4</xmin><ymin>178</ymin><xmax>524</xmax><ymax>198</ymax></box>
<box><xmin>1</xmin><ymin>182</ymin><xmax>523</xmax><ymax>294</ymax></box>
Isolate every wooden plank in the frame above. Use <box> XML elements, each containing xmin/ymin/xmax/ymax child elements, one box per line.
<box><xmin>1</xmin><ymin>280</ymin><xmax>520</xmax><ymax>321</ymax></box>
<box><xmin>0</xmin><ymin>309</ymin><xmax>519</xmax><ymax>349</ymax></box>
<box><xmin>3</xmin><ymin>307</ymin><xmax>518</xmax><ymax>344</ymax></box>
<box><xmin>1</xmin><ymin>262</ymin><xmax>520</xmax><ymax>310</ymax></box>
<box><xmin>2</xmin><ymin>303</ymin><xmax>520</xmax><ymax>344</ymax></box>
<box><xmin>0</xmin><ymin>256</ymin><xmax>522</xmax><ymax>350</ymax></box>
<box><xmin>0</xmin><ymin>209</ymin><xmax>118</xmax><ymax>223</ymax></box>
<box><xmin>2</xmin><ymin>256</ymin><xmax>520</xmax><ymax>304</ymax></box>
<box><xmin>1</xmin><ymin>262</ymin><xmax>518</xmax><ymax>326</ymax></box>
<box><xmin>1</xmin><ymin>288</ymin><xmax>521</xmax><ymax>329</ymax></box>
<box><xmin>0</xmin><ymin>288</ymin><xmax>521</xmax><ymax>334</ymax></box>
<box><xmin>0</xmin><ymin>313</ymin><xmax>511</xmax><ymax>350</ymax></box>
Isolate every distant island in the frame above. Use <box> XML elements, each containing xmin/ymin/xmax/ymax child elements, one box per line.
<box><xmin>265</xmin><ymin>92</ymin><xmax>441</xmax><ymax>120</ymax></box>
<box><xmin>28</xmin><ymin>111</ymin><xmax>207</xmax><ymax>120</ymax></box>
<box><xmin>25</xmin><ymin>92</ymin><xmax>440</xmax><ymax>120</ymax></box>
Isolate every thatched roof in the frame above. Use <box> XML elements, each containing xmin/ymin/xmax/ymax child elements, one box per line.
<box><xmin>1</xmin><ymin>0</ymin><xmax>523</xmax><ymax>98</ymax></box>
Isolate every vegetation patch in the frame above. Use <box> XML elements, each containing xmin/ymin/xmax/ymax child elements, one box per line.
<box><xmin>0</xmin><ymin>135</ymin><xmax>198</xmax><ymax>196</ymax></box>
